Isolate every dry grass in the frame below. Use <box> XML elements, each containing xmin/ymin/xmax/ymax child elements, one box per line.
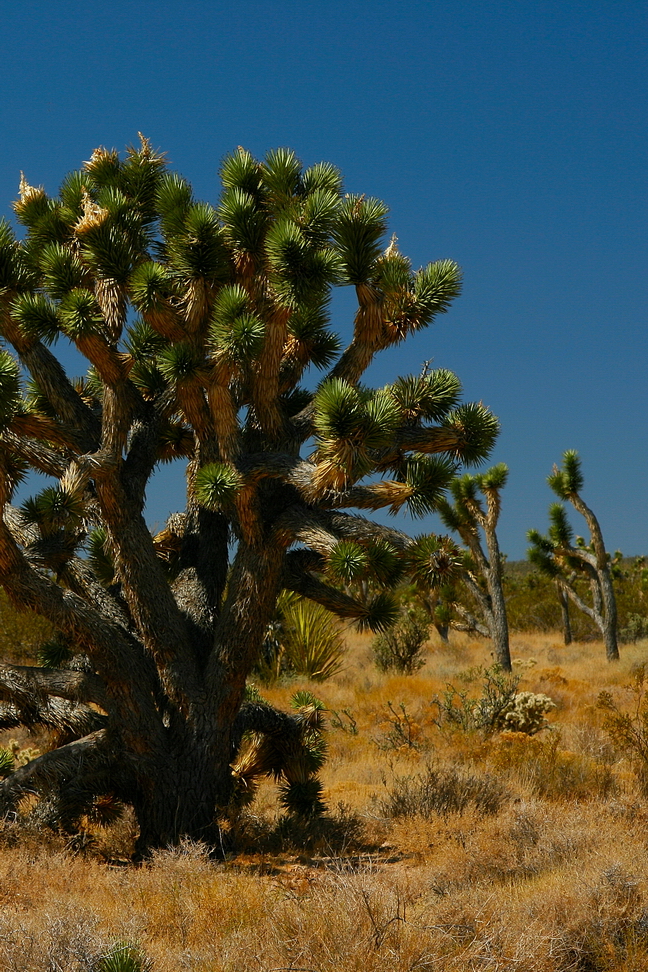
<box><xmin>3</xmin><ymin>630</ymin><xmax>648</xmax><ymax>970</ymax></box>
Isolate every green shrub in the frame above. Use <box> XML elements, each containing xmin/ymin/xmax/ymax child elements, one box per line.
<box><xmin>371</xmin><ymin>607</ymin><xmax>430</xmax><ymax>674</ymax></box>
<box><xmin>431</xmin><ymin>665</ymin><xmax>555</xmax><ymax>736</ymax></box>
<box><xmin>619</xmin><ymin>614</ymin><xmax>648</xmax><ymax>643</ymax></box>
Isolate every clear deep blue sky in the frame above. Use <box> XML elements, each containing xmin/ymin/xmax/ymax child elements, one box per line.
<box><xmin>1</xmin><ymin>0</ymin><xmax>646</xmax><ymax>558</ymax></box>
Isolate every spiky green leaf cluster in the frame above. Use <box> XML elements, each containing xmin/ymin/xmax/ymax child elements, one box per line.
<box><xmin>388</xmin><ymin>369</ymin><xmax>462</xmax><ymax>421</ymax></box>
<box><xmin>0</xmin><ymin>351</ymin><xmax>21</xmax><ymax>428</ymax></box>
<box><xmin>548</xmin><ymin>449</ymin><xmax>584</xmax><ymax>498</ymax></box>
<box><xmin>405</xmin><ymin>534</ymin><xmax>465</xmax><ymax>588</ymax></box>
<box><xmin>194</xmin><ymin>463</ymin><xmax>242</xmax><ymax>509</ymax></box>
<box><xmin>20</xmin><ymin>486</ymin><xmax>85</xmax><ymax>535</ymax></box>
<box><xmin>401</xmin><ymin>454</ymin><xmax>458</xmax><ymax>517</ymax></box>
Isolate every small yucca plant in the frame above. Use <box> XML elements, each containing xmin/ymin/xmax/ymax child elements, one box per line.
<box><xmin>281</xmin><ymin>599</ymin><xmax>346</xmax><ymax>681</ymax></box>
<box><xmin>96</xmin><ymin>941</ymin><xmax>151</xmax><ymax>972</ymax></box>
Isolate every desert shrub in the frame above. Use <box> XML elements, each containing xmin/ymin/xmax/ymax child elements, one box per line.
<box><xmin>490</xmin><ymin>731</ymin><xmax>617</xmax><ymax>801</ymax></box>
<box><xmin>598</xmin><ymin>665</ymin><xmax>648</xmax><ymax>792</ymax></box>
<box><xmin>431</xmin><ymin>665</ymin><xmax>555</xmax><ymax>736</ymax></box>
<box><xmin>371</xmin><ymin>607</ymin><xmax>431</xmax><ymax>674</ymax></box>
<box><xmin>378</xmin><ymin>762</ymin><xmax>509</xmax><ymax>819</ymax></box>
<box><xmin>374</xmin><ymin>701</ymin><xmax>426</xmax><ymax>752</ymax></box>
<box><xmin>619</xmin><ymin>614</ymin><xmax>648</xmax><ymax>643</ymax></box>
<box><xmin>236</xmin><ymin>802</ymin><xmax>365</xmax><ymax>855</ymax></box>
<box><xmin>498</xmin><ymin>691</ymin><xmax>556</xmax><ymax>733</ymax></box>
<box><xmin>0</xmin><ymin>589</ymin><xmax>54</xmax><ymax>663</ymax></box>
<box><xmin>560</xmin><ymin>865</ymin><xmax>648</xmax><ymax>972</ymax></box>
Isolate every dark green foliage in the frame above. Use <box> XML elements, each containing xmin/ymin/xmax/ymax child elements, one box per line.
<box><xmin>327</xmin><ymin>540</ymin><xmax>369</xmax><ymax>583</ymax></box>
<box><xmin>413</xmin><ymin>259</ymin><xmax>463</xmax><ymax>322</ymax></box>
<box><xmin>401</xmin><ymin>455</ymin><xmax>458</xmax><ymax>517</ymax></box>
<box><xmin>128</xmin><ymin>261</ymin><xmax>175</xmax><ymax>312</ymax></box>
<box><xmin>405</xmin><ymin>535</ymin><xmax>464</xmax><ymax>588</ymax></box>
<box><xmin>620</xmin><ymin>614</ymin><xmax>648</xmax><ymax>644</ymax></box>
<box><xmin>278</xmin><ymin>777</ymin><xmax>327</xmax><ymax>817</ymax></box>
<box><xmin>528</xmin><ymin>450</ymin><xmax>619</xmax><ymax>659</ymax></box>
<box><xmin>478</xmin><ymin>461</ymin><xmax>508</xmax><ymax>491</ymax></box>
<box><xmin>255</xmin><ymin>595</ymin><xmax>346</xmax><ymax>683</ymax></box>
<box><xmin>334</xmin><ymin>195</ymin><xmax>390</xmax><ymax>283</ymax></box>
<box><xmin>39</xmin><ymin>242</ymin><xmax>85</xmax><ymax>298</ymax></box>
<box><xmin>388</xmin><ymin>369</ymin><xmax>462</xmax><ymax>421</ymax></box>
<box><xmin>155</xmin><ymin>171</ymin><xmax>194</xmax><ymax>237</ymax></box>
<box><xmin>0</xmin><ymin>351</ymin><xmax>21</xmax><ymax>427</ymax></box>
<box><xmin>11</xmin><ymin>293</ymin><xmax>61</xmax><ymax>344</ymax></box>
<box><xmin>20</xmin><ymin>486</ymin><xmax>84</xmax><ymax>535</ymax></box>
<box><xmin>37</xmin><ymin>636</ymin><xmax>74</xmax><ymax>669</ymax></box>
<box><xmin>442</xmin><ymin>403</ymin><xmax>500</xmax><ymax>466</ymax></box>
<box><xmin>168</xmin><ymin>202</ymin><xmax>229</xmax><ymax>280</ymax></box>
<box><xmin>548</xmin><ymin>448</ymin><xmax>584</xmax><ymax>498</ymax></box>
<box><xmin>0</xmin><ymin>749</ymin><xmax>15</xmax><ymax>777</ymax></box>
<box><xmin>157</xmin><ymin>342</ymin><xmax>203</xmax><ymax>382</ymax></box>
<box><xmin>58</xmin><ymin>288</ymin><xmax>103</xmax><ymax>337</ymax></box>
<box><xmin>194</xmin><ymin>463</ymin><xmax>242</xmax><ymax>510</ymax></box>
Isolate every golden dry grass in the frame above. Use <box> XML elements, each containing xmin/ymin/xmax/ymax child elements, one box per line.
<box><xmin>3</xmin><ymin>629</ymin><xmax>648</xmax><ymax>971</ymax></box>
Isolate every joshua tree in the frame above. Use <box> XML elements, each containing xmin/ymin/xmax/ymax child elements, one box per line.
<box><xmin>435</xmin><ymin>464</ymin><xmax>511</xmax><ymax>670</ymax></box>
<box><xmin>528</xmin><ymin>450</ymin><xmax>618</xmax><ymax>660</ymax></box>
<box><xmin>0</xmin><ymin>138</ymin><xmax>498</xmax><ymax>855</ymax></box>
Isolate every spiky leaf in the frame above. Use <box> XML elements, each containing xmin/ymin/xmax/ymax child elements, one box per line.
<box><xmin>195</xmin><ymin>463</ymin><xmax>242</xmax><ymax>509</ymax></box>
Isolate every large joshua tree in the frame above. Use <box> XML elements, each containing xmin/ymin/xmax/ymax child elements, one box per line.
<box><xmin>528</xmin><ymin>450</ymin><xmax>619</xmax><ymax>660</ymax></box>
<box><xmin>0</xmin><ymin>138</ymin><xmax>498</xmax><ymax>855</ymax></box>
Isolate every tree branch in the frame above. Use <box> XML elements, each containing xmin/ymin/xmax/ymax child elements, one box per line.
<box><xmin>0</xmin><ymin>664</ymin><xmax>108</xmax><ymax>709</ymax></box>
<box><xmin>0</xmin><ymin>729</ymin><xmax>108</xmax><ymax>812</ymax></box>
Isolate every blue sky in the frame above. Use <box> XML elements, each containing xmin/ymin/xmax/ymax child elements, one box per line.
<box><xmin>1</xmin><ymin>0</ymin><xmax>646</xmax><ymax>558</ymax></box>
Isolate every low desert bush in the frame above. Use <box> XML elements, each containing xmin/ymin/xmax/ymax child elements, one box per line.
<box><xmin>598</xmin><ymin>664</ymin><xmax>648</xmax><ymax>792</ymax></box>
<box><xmin>619</xmin><ymin>614</ymin><xmax>648</xmax><ymax>643</ymax></box>
<box><xmin>431</xmin><ymin>664</ymin><xmax>555</xmax><ymax>736</ymax></box>
<box><xmin>236</xmin><ymin>802</ymin><xmax>365</xmax><ymax>855</ymax></box>
<box><xmin>490</xmin><ymin>731</ymin><xmax>617</xmax><ymax>801</ymax></box>
<box><xmin>374</xmin><ymin>701</ymin><xmax>426</xmax><ymax>752</ymax></box>
<box><xmin>371</xmin><ymin>608</ymin><xmax>430</xmax><ymax>674</ymax></box>
<box><xmin>377</xmin><ymin>762</ymin><xmax>509</xmax><ymax>820</ymax></box>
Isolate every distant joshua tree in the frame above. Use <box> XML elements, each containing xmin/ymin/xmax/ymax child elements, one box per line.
<box><xmin>436</xmin><ymin>464</ymin><xmax>511</xmax><ymax>671</ymax></box>
<box><xmin>528</xmin><ymin>450</ymin><xmax>618</xmax><ymax>660</ymax></box>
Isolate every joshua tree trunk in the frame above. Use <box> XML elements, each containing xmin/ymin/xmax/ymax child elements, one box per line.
<box><xmin>557</xmin><ymin>582</ymin><xmax>572</xmax><ymax>645</ymax></box>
